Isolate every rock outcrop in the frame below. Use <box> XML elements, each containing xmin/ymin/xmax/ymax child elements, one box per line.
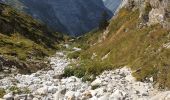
<box><xmin>117</xmin><ymin>0</ymin><xmax>170</xmax><ymax>29</ymax></box>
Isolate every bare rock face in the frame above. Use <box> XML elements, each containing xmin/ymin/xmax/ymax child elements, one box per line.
<box><xmin>148</xmin><ymin>7</ymin><xmax>165</xmax><ymax>25</ymax></box>
<box><xmin>148</xmin><ymin>0</ymin><xmax>170</xmax><ymax>27</ymax></box>
<box><xmin>119</xmin><ymin>0</ymin><xmax>170</xmax><ymax>29</ymax></box>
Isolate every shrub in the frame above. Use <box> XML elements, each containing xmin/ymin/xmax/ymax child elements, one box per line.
<box><xmin>63</xmin><ymin>67</ymin><xmax>75</xmax><ymax>77</ymax></box>
<box><xmin>91</xmin><ymin>85</ymin><xmax>100</xmax><ymax>90</ymax></box>
<box><xmin>0</xmin><ymin>88</ymin><xmax>5</xmax><ymax>98</ymax></box>
<box><xmin>63</xmin><ymin>59</ymin><xmax>113</xmax><ymax>82</ymax></box>
<box><xmin>9</xmin><ymin>86</ymin><xmax>22</xmax><ymax>94</ymax></box>
<box><xmin>67</xmin><ymin>51</ymin><xmax>80</xmax><ymax>59</ymax></box>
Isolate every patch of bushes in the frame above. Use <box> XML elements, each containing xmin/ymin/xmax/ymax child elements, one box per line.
<box><xmin>91</xmin><ymin>85</ymin><xmax>100</xmax><ymax>90</ymax></box>
<box><xmin>8</xmin><ymin>86</ymin><xmax>30</xmax><ymax>94</ymax></box>
<box><xmin>63</xmin><ymin>67</ymin><xmax>75</xmax><ymax>77</ymax></box>
<box><xmin>67</xmin><ymin>51</ymin><xmax>81</xmax><ymax>59</ymax></box>
<box><xmin>9</xmin><ymin>86</ymin><xmax>22</xmax><ymax>94</ymax></box>
<box><xmin>63</xmin><ymin>59</ymin><xmax>113</xmax><ymax>82</ymax></box>
<box><xmin>0</xmin><ymin>88</ymin><xmax>5</xmax><ymax>98</ymax></box>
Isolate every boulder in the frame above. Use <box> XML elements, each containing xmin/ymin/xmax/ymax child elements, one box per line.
<box><xmin>91</xmin><ymin>79</ymin><xmax>102</xmax><ymax>86</ymax></box>
<box><xmin>3</xmin><ymin>93</ymin><xmax>14</xmax><ymax>100</ymax></box>
<box><xmin>98</xmin><ymin>94</ymin><xmax>109</xmax><ymax>100</ymax></box>
<box><xmin>48</xmin><ymin>86</ymin><xmax>57</xmax><ymax>94</ymax></box>
<box><xmin>65</xmin><ymin>91</ymin><xmax>75</xmax><ymax>100</ymax></box>
<box><xmin>35</xmin><ymin>87</ymin><xmax>48</xmax><ymax>95</ymax></box>
<box><xmin>53</xmin><ymin>91</ymin><xmax>64</xmax><ymax>100</ymax></box>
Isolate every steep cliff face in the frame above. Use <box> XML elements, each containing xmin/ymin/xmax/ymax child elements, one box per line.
<box><xmin>0</xmin><ymin>0</ymin><xmax>115</xmax><ymax>36</ymax></box>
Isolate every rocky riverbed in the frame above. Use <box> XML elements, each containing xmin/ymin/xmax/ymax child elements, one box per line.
<box><xmin>0</xmin><ymin>51</ymin><xmax>170</xmax><ymax>100</ymax></box>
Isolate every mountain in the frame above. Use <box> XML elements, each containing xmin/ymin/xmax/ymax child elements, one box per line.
<box><xmin>0</xmin><ymin>3</ymin><xmax>63</xmax><ymax>73</ymax></box>
<box><xmin>71</xmin><ymin>0</ymin><xmax>170</xmax><ymax>89</ymax></box>
<box><xmin>103</xmin><ymin>0</ymin><xmax>122</xmax><ymax>14</ymax></box>
<box><xmin>0</xmin><ymin>0</ymin><xmax>118</xmax><ymax>36</ymax></box>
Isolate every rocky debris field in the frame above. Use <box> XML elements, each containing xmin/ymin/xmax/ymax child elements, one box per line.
<box><xmin>0</xmin><ymin>51</ymin><xmax>170</xmax><ymax>100</ymax></box>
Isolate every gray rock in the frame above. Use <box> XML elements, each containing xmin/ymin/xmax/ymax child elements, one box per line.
<box><xmin>32</xmin><ymin>97</ymin><xmax>39</xmax><ymax>100</ymax></box>
<box><xmin>3</xmin><ymin>93</ymin><xmax>14</xmax><ymax>100</ymax></box>
<box><xmin>35</xmin><ymin>87</ymin><xmax>48</xmax><ymax>95</ymax></box>
<box><xmin>91</xmin><ymin>79</ymin><xmax>102</xmax><ymax>86</ymax></box>
<box><xmin>98</xmin><ymin>94</ymin><xmax>109</xmax><ymax>100</ymax></box>
<box><xmin>65</xmin><ymin>91</ymin><xmax>75</xmax><ymax>100</ymax></box>
<box><xmin>14</xmin><ymin>94</ymin><xmax>27</xmax><ymax>100</ymax></box>
<box><xmin>48</xmin><ymin>86</ymin><xmax>57</xmax><ymax>94</ymax></box>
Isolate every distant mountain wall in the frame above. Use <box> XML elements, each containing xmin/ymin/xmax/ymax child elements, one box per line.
<box><xmin>103</xmin><ymin>0</ymin><xmax>122</xmax><ymax>14</ymax></box>
<box><xmin>0</xmin><ymin>0</ymin><xmax>122</xmax><ymax>36</ymax></box>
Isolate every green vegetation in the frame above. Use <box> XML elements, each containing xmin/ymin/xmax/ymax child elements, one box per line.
<box><xmin>65</xmin><ymin>8</ymin><xmax>170</xmax><ymax>89</ymax></box>
<box><xmin>67</xmin><ymin>51</ymin><xmax>81</xmax><ymax>59</ymax></box>
<box><xmin>0</xmin><ymin>3</ymin><xmax>66</xmax><ymax>73</ymax></box>
<box><xmin>63</xmin><ymin>59</ymin><xmax>113</xmax><ymax>82</ymax></box>
<box><xmin>0</xmin><ymin>88</ymin><xmax>5</xmax><ymax>98</ymax></box>
<box><xmin>9</xmin><ymin>86</ymin><xmax>22</xmax><ymax>94</ymax></box>
<box><xmin>8</xmin><ymin>86</ymin><xmax>30</xmax><ymax>94</ymax></box>
<box><xmin>91</xmin><ymin>85</ymin><xmax>100</xmax><ymax>90</ymax></box>
<box><xmin>0</xmin><ymin>33</ymin><xmax>55</xmax><ymax>61</ymax></box>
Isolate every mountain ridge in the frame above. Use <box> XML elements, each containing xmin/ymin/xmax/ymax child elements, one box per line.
<box><xmin>0</xmin><ymin>0</ymin><xmax>120</xmax><ymax>36</ymax></box>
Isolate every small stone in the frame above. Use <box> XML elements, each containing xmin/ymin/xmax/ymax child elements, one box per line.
<box><xmin>67</xmin><ymin>76</ymin><xmax>77</xmax><ymax>83</ymax></box>
<box><xmin>44</xmin><ymin>81</ymin><xmax>53</xmax><ymax>86</ymax></box>
<box><xmin>98</xmin><ymin>94</ymin><xmax>109</xmax><ymax>100</ymax></box>
<box><xmin>32</xmin><ymin>97</ymin><xmax>39</xmax><ymax>100</ymax></box>
<box><xmin>3</xmin><ymin>93</ymin><xmax>14</xmax><ymax>100</ymax></box>
<box><xmin>53</xmin><ymin>91</ymin><xmax>64</xmax><ymax>100</ymax></box>
<box><xmin>14</xmin><ymin>94</ymin><xmax>27</xmax><ymax>100</ymax></box>
<box><xmin>74</xmin><ymin>92</ymin><xmax>81</xmax><ymax>98</ymax></box>
<box><xmin>149</xmin><ymin>77</ymin><xmax>154</xmax><ymax>82</ymax></box>
<box><xmin>91</xmin><ymin>79</ymin><xmax>102</xmax><ymax>86</ymax></box>
<box><xmin>27</xmin><ymin>94</ymin><xmax>34</xmax><ymax>100</ymax></box>
<box><xmin>83</xmin><ymin>91</ymin><xmax>92</xmax><ymax>99</ymax></box>
<box><xmin>48</xmin><ymin>86</ymin><xmax>57</xmax><ymax>93</ymax></box>
<box><xmin>65</xmin><ymin>91</ymin><xmax>75</xmax><ymax>100</ymax></box>
<box><xmin>60</xmin><ymin>88</ymin><xmax>67</xmax><ymax>95</ymax></box>
<box><xmin>35</xmin><ymin>87</ymin><xmax>48</xmax><ymax>95</ymax></box>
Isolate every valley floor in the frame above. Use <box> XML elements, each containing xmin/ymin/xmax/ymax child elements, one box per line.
<box><xmin>0</xmin><ymin>47</ymin><xmax>170</xmax><ymax>100</ymax></box>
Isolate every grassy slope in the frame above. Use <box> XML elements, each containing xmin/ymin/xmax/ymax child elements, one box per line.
<box><xmin>67</xmin><ymin>8</ymin><xmax>170</xmax><ymax>89</ymax></box>
<box><xmin>0</xmin><ymin>3</ymin><xmax>65</xmax><ymax>72</ymax></box>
